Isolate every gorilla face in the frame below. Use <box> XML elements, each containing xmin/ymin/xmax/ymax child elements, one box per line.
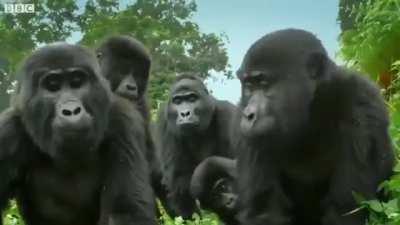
<box><xmin>96</xmin><ymin>35</ymin><xmax>150</xmax><ymax>103</ymax></box>
<box><xmin>99</xmin><ymin>56</ymin><xmax>145</xmax><ymax>102</ymax></box>
<box><xmin>18</xmin><ymin>43</ymin><xmax>111</xmax><ymax>161</ymax></box>
<box><xmin>167</xmin><ymin>78</ymin><xmax>215</xmax><ymax>135</ymax></box>
<box><xmin>237</xmin><ymin>50</ymin><xmax>320</xmax><ymax>139</ymax></box>
<box><xmin>209</xmin><ymin>178</ymin><xmax>237</xmax><ymax>211</ymax></box>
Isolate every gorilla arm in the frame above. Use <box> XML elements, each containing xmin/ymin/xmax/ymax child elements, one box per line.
<box><xmin>98</xmin><ymin>97</ymin><xmax>156</xmax><ymax>225</ymax></box>
<box><xmin>320</xmin><ymin>74</ymin><xmax>394</xmax><ymax>225</ymax></box>
<box><xmin>0</xmin><ymin>108</ymin><xmax>28</xmax><ymax>225</ymax></box>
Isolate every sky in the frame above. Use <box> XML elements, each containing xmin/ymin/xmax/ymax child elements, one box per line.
<box><xmin>193</xmin><ymin>0</ymin><xmax>341</xmax><ymax>104</ymax></box>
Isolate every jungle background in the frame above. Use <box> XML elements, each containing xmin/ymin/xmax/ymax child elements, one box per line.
<box><xmin>1</xmin><ymin>0</ymin><xmax>400</xmax><ymax>224</ymax></box>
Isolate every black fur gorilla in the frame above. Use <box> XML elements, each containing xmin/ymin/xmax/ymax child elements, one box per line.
<box><xmin>96</xmin><ymin>35</ymin><xmax>151</xmax><ymax>120</ymax></box>
<box><xmin>190</xmin><ymin>156</ymin><xmax>238</xmax><ymax>225</ymax></box>
<box><xmin>96</xmin><ymin>36</ymin><xmax>166</xmax><ymax>202</ymax></box>
<box><xmin>157</xmin><ymin>74</ymin><xmax>237</xmax><ymax>218</ymax></box>
<box><xmin>235</xmin><ymin>29</ymin><xmax>395</xmax><ymax>225</ymax></box>
<box><xmin>0</xmin><ymin>43</ymin><xmax>156</xmax><ymax>225</ymax></box>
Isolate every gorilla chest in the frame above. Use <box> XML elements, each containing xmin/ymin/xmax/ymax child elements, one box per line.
<box><xmin>21</xmin><ymin>164</ymin><xmax>102</xmax><ymax>224</ymax></box>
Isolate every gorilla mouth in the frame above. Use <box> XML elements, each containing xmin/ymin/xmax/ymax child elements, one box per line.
<box><xmin>116</xmin><ymin>90</ymin><xmax>138</xmax><ymax>101</ymax></box>
<box><xmin>240</xmin><ymin>116</ymin><xmax>275</xmax><ymax>137</ymax></box>
<box><xmin>178</xmin><ymin>121</ymin><xmax>199</xmax><ymax>129</ymax></box>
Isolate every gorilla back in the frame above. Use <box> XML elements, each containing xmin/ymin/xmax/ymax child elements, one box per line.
<box><xmin>0</xmin><ymin>43</ymin><xmax>156</xmax><ymax>225</ymax></box>
<box><xmin>236</xmin><ymin>29</ymin><xmax>394</xmax><ymax>225</ymax></box>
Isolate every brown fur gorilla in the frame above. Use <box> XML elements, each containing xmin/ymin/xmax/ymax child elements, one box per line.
<box><xmin>0</xmin><ymin>43</ymin><xmax>156</xmax><ymax>225</ymax></box>
<box><xmin>235</xmin><ymin>29</ymin><xmax>394</xmax><ymax>225</ymax></box>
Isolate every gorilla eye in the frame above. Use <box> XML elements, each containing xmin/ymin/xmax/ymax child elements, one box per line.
<box><xmin>260</xmin><ymin>80</ymin><xmax>269</xmax><ymax>86</ymax></box>
<box><xmin>217</xmin><ymin>184</ymin><xmax>228</xmax><ymax>192</ymax></box>
<box><xmin>70</xmin><ymin>71</ymin><xmax>87</xmax><ymax>89</ymax></box>
<box><xmin>172</xmin><ymin>97</ymin><xmax>182</xmax><ymax>105</ymax></box>
<box><xmin>244</xmin><ymin>82</ymin><xmax>253</xmax><ymax>89</ymax></box>
<box><xmin>188</xmin><ymin>94</ymin><xmax>198</xmax><ymax>102</ymax></box>
<box><xmin>42</xmin><ymin>75</ymin><xmax>62</xmax><ymax>92</ymax></box>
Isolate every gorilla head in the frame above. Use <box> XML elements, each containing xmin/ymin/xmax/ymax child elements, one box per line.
<box><xmin>166</xmin><ymin>75</ymin><xmax>215</xmax><ymax>135</ymax></box>
<box><xmin>237</xmin><ymin>29</ymin><xmax>330</xmax><ymax>139</ymax></box>
<box><xmin>16</xmin><ymin>43</ymin><xmax>111</xmax><ymax>163</ymax></box>
<box><xmin>96</xmin><ymin>35</ymin><xmax>150</xmax><ymax>103</ymax></box>
<box><xmin>190</xmin><ymin>157</ymin><xmax>238</xmax><ymax>224</ymax></box>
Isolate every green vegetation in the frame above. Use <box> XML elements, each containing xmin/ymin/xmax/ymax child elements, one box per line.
<box><xmin>339</xmin><ymin>0</ymin><xmax>400</xmax><ymax>224</ymax></box>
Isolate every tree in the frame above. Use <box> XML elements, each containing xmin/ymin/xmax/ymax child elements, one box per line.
<box><xmin>0</xmin><ymin>0</ymin><xmax>79</xmax><ymax>109</ymax></box>
<box><xmin>79</xmin><ymin>0</ymin><xmax>231</xmax><ymax>110</ymax></box>
<box><xmin>338</xmin><ymin>0</ymin><xmax>370</xmax><ymax>31</ymax></box>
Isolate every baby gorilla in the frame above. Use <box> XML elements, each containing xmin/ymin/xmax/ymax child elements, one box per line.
<box><xmin>190</xmin><ymin>156</ymin><xmax>238</xmax><ymax>225</ymax></box>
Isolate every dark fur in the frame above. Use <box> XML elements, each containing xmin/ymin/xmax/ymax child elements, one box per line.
<box><xmin>96</xmin><ymin>35</ymin><xmax>151</xmax><ymax>120</ymax></box>
<box><xmin>96</xmin><ymin>35</ymin><xmax>167</xmax><ymax>204</ymax></box>
<box><xmin>0</xmin><ymin>43</ymin><xmax>156</xmax><ymax>225</ymax></box>
<box><xmin>190</xmin><ymin>156</ymin><xmax>238</xmax><ymax>225</ymax></box>
<box><xmin>235</xmin><ymin>29</ymin><xmax>394</xmax><ymax>225</ymax></box>
<box><xmin>157</xmin><ymin>75</ymin><xmax>237</xmax><ymax>218</ymax></box>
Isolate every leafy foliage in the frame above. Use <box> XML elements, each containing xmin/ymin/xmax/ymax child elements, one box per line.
<box><xmin>339</xmin><ymin>1</ymin><xmax>400</xmax><ymax>224</ymax></box>
<box><xmin>157</xmin><ymin>201</ymin><xmax>221</xmax><ymax>225</ymax></box>
<box><xmin>2</xmin><ymin>201</ymin><xmax>24</xmax><ymax>225</ymax></box>
<box><xmin>79</xmin><ymin>0</ymin><xmax>231</xmax><ymax>109</ymax></box>
<box><xmin>338</xmin><ymin>0</ymin><xmax>370</xmax><ymax>31</ymax></box>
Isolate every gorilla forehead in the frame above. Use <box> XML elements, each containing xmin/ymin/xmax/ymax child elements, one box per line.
<box><xmin>23</xmin><ymin>43</ymin><xmax>100</xmax><ymax>75</ymax></box>
<box><xmin>170</xmin><ymin>78</ymin><xmax>207</xmax><ymax>95</ymax></box>
<box><xmin>100</xmin><ymin>35</ymin><xmax>151</xmax><ymax>61</ymax></box>
<box><xmin>240</xmin><ymin>29</ymin><xmax>327</xmax><ymax>71</ymax></box>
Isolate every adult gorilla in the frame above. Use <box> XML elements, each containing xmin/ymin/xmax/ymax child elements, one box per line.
<box><xmin>235</xmin><ymin>29</ymin><xmax>394</xmax><ymax>225</ymax></box>
<box><xmin>0</xmin><ymin>43</ymin><xmax>156</xmax><ymax>225</ymax></box>
<box><xmin>157</xmin><ymin>74</ymin><xmax>236</xmax><ymax>218</ymax></box>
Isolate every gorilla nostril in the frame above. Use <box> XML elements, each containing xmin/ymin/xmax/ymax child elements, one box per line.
<box><xmin>62</xmin><ymin>109</ymin><xmax>72</xmax><ymax>116</ymax></box>
<box><xmin>247</xmin><ymin>112</ymin><xmax>255</xmax><ymax>121</ymax></box>
<box><xmin>180</xmin><ymin>111</ymin><xmax>191</xmax><ymax>118</ymax></box>
<box><xmin>73</xmin><ymin>107</ymin><xmax>81</xmax><ymax>115</ymax></box>
<box><xmin>126</xmin><ymin>84</ymin><xmax>137</xmax><ymax>91</ymax></box>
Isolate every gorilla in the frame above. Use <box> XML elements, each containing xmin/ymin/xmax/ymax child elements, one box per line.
<box><xmin>235</xmin><ymin>29</ymin><xmax>395</xmax><ymax>225</ymax></box>
<box><xmin>96</xmin><ymin>35</ymin><xmax>167</xmax><ymax>203</ymax></box>
<box><xmin>190</xmin><ymin>156</ymin><xmax>238</xmax><ymax>225</ymax></box>
<box><xmin>96</xmin><ymin>35</ymin><xmax>151</xmax><ymax>120</ymax></box>
<box><xmin>0</xmin><ymin>43</ymin><xmax>156</xmax><ymax>225</ymax></box>
<box><xmin>157</xmin><ymin>74</ymin><xmax>237</xmax><ymax>218</ymax></box>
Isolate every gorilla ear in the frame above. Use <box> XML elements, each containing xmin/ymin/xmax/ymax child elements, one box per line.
<box><xmin>306</xmin><ymin>52</ymin><xmax>327</xmax><ymax>80</ymax></box>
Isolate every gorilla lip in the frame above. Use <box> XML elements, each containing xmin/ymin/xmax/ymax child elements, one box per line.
<box><xmin>117</xmin><ymin>91</ymin><xmax>138</xmax><ymax>101</ymax></box>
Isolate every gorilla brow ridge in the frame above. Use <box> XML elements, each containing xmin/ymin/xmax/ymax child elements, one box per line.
<box><xmin>173</xmin><ymin>74</ymin><xmax>209</xmax><ymax>94</ymax></box>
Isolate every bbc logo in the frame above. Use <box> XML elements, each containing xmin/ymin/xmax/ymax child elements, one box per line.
<box><xmin>4</xmin><ymin>3</ymin><xmax>35</xmax><ymax>14</ymax></box>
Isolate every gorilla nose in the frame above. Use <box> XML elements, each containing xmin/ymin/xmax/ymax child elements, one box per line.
<box><xmin>180</xmin><ymin>110</ymin><xmax>191</xmax><ymax>118</ymax></box>
<box><xmin>59</xmin><ymin>101</ymin><xmax>84</xmax><ymax>122</ymax></box>
<box><xmin>243</xmin><ymin>106</ymin><xmax>257</xmax><ymax>122</ymax></box>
